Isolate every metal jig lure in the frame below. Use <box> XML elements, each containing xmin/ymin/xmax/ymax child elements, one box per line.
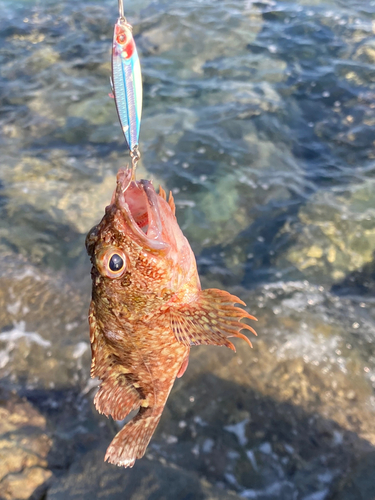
<box><xmin>112</xmin><ymin>0</ymin><xmax>143</xmax><ymax>178</ymax></box>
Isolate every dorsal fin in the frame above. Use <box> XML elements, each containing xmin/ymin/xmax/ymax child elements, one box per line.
<box><xmin>169</xmin><ymin>289</ymin><xmax>257</xmax><ymax>351</ymax></box>
<box><xmin>159</xmin><ymin>185</ymin><xmax>167</xmax><ymax>200</ymax></box>
<box><xmin>168</xmin><ymin>191</ymin><xmax>176</xmax><ymax>215</ymax></box>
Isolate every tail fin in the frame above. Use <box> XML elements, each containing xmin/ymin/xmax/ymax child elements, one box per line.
<box><xmin>104</xmin><ymin>408</ymin><xmax>161</xmax><ymax>468</ymax></box>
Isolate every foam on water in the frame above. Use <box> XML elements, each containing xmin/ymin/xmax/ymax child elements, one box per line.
<box><xmin>224</xmin><ymin>419</ymin><xmax>249</xmax><ymax>446</ymax></box>
<box><xmin>0</xmin><ymin>321</ymin><xmax>51</xmax><ymax>349</ymax></box>
<box><xmin>0</xmin><ymin>321</ymin><xmax>51</xmax><ymax>370</ymax></box>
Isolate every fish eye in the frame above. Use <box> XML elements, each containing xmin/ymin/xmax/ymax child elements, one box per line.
<box><xmin>117</xmin><ymin>33</ymin><xmax>126</xmax><ymax>44</ymax></box>
<box><xmin>97</xmin><ymin>248</ymin><xmax>127</xmax><ymax>279</ymax></box>
<box><xmin>109</xmin><ymin>253</ymin><xmax>124</xmax><ymax>272</ymax></box>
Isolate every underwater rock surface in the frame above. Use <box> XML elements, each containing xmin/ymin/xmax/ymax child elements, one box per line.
<box><xmin>47</xmin><ymin>447</ymin><xmax>243</xmax><ymax>500</ymax></box>
<box><xmin>0</xmin><ymin>387</ymin><xmax>52</xmax><ymax>500</ymax></box>
<box><xmin>276</xmin><ymin>180</ymin><xmax>375</xmax><ymax>285</ymax></box>
<box><xmin>0</xmin><ymin>0</ymin><xmax>374</xmax><ymax>498</ymax></box>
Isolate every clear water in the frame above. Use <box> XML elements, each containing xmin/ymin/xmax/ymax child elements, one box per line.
<box><xmin>0</xmin><ymin>0</ymin><xmax>375</xmax><ymax>498</ymax></box>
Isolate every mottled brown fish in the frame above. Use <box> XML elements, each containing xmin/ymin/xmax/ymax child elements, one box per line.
<box><xmin>85</xmin><ymin>168</ymin><xmax>257</xmax><ymax>468</ymax></box>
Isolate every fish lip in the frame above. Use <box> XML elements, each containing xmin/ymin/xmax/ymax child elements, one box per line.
<box><xmin>114</xmin><ymin>169</ymin><xmax>168</xmax><ymax>251</ymax></box>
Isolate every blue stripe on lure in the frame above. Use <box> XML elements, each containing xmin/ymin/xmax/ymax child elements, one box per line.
<box><xmin>112</xmin><ymin>16</ymin><xmax>142</xmax><ymax>154</ymax></box>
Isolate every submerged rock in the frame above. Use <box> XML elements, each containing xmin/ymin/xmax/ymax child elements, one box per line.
<box><xmin>47</xmin><ymin>446</ymin><xmax>242</xmax><ymax>500</ymax></box>
<box><xmin>0</xmin><ymin>0</ymin><xmax>374</xmax><ymax>498</ymax></box>
<box><xmin>0</xmin><ymin>152</ymin><xmax>161</xmax><ymax>268</ymax></box>
<box><xmin>275</xmin><ymin>180</ymin><xmax>375</xmax><ymax>285</ymax></box>
<box><xmin>140</xmin><ymin>0</ymin><xmax>263</xmax><ymax>70</ymax></box>
<box><xmin>0</xmin><ymin>253</ymin><xmax>90</xmax><ymax>390</ymax></box>
<box><xmin>67</xmin><ymin>93</ymin><xmax>116</xmax><ymax>127</ymax></box>
<box><xmin>170</xmin><ymin>129</ymin><xmax>302</xmax><ymax>263</ymax></box>
<box><xmin>0</xmin><ymin>387</ymin><xmax>53</xmax><ymax>500</ymax></box>
<box><xmin>330</xmin><ymin>451</ymin><xmax>375</xmax><ymax>500</ymax></box>
<box><xmin>138</xmin><ymin>280</ymin><xmax>375</xmax><ymax>498</ymax></box>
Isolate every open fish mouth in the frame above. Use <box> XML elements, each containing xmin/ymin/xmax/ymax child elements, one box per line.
<box><xmin>111</xmin><ymin>169</ymin><xmax>168</xmax><ymax>251</ymax></box>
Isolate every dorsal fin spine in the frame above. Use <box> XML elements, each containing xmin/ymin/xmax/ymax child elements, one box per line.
<box><xmin>159</xmin><ymin>185</ymin><xmax>167</xmax><ymax>200</ymax></box>
<box><xmin>168</xmin><ymin>191</ymin><xmax>176</xmax><ymax>215</ymax></box>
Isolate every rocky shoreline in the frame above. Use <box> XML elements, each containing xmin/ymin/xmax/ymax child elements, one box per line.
<box><xmin>0</xmin><ymin>256</ymin><xmax>374</xmax><ymax>499</ymax></box>
<box><xmin>0</xmin><ymin>0</ymin><xmax>374</xmax><ymax>497</ymax></box>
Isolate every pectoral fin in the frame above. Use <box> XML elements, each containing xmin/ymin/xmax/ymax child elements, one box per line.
<box><xmin>170</xmin><ymin>289</ymin><xmax>257</xmax><ymax>351</ymax></box>
<box><xmin>94</xmin><ymin>371</ymin><xmax>140</xmax><ymax>421</ymax></box>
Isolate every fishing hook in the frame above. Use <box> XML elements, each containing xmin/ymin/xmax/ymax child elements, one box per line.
<box><xmin>130</xmin><ymin>145</ymin><xmax>141</xmax><ymax>181</ymax></box>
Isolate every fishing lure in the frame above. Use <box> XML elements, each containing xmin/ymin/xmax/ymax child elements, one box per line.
<box><xmin>112</xmin><ymin>0</ymin><xmax>142</xmax><ymax>173</ymax></box>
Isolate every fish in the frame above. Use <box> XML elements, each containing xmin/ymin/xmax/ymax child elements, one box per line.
<box><xmin>111</xmin><ymin>13</ymin><xmax>142</xmax><ymax>155</ymax></box>
<box><xmin>85</xmin><ymin>168</ymin><xmax>257</xmax><ymax>468</ymax></box>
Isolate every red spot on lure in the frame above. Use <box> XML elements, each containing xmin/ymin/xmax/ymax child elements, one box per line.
<box><xmin>86</xmin><ymin>170</ymin><xmax>257</xmax><ymax>468</ymax></box>
<box><xmin>114</xmin><ymin>24</ymin><xmax>135</xmax><ymax>59</ymax></box>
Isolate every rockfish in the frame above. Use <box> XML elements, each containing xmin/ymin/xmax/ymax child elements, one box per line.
<box><xmin>85</xmin><ymin>169</ymin><xmax>257</xmax><ymax>468</ymax></box>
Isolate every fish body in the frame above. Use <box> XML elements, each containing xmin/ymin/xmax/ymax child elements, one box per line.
<box><xmin>112</xmin><ymin>19</ymin><xmax>142</xmax><ymax>152</ymax></box>
<box><xmin>86</xmin><ymin>169</ymin><xmax>256</xmax><ymax>467</ymax></box>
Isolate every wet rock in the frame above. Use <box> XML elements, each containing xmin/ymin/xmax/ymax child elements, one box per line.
<box><xmin>169</xmin><ymin>129</ymin><xmax>302</xmax><ymax>267</ymax></box>
<box><xmin>140</xmin><ymin>1</ymin><xmax>263</xmax><ymax>67</ymax></box>
<box><xmin>67</xmin><ymin>93</ymin><xmax>116</xmax><ymax>127</ymax></box>
<box><xmin>28</xmin><ymin>92</ymin><xmax>66</xmax><ymax>128</ymax></box>
<box><xmin>329</xmin><ymin>451</ymin><xmax>375</xmax><ymax>500</ymax></box>
<box><xmin>275</xmin><ymin>180</ymin><xmax>375</xmax><ymax>285</ymax></box>
<box><xmin>47</xmin><ymin>446</ymin><xmax>242</xmax><ymax>500</ymax></box>
<box><xmin>180</xmin><ymin>173</ymin><xmax>251</xmax><ymax>253</ymax></box>
<box><xmin>24</xmin><ymin>47</ymin><xmax>60</xmax><ymax>73</ymax></box>
<box><xmin>1</xmin><ymin>47</ymin><xmax>59</xmax><ymax>81</ymax></box>
<box><xmin>140</xmin><ymin>280</ymin><xmax>375</xmax><ymax>498</ymax></box>
<box><xmin>0</xmin><ymin>254</ymin><xmax>91</xmax><ymax>390</ymax></box>
<box><xmin>1</xmin><ymin>152</ymin><xmax>162</xmax><ymax>266</ymax></box>
<box><xmin>0</xmin><ymin>387</ymin><xmax>53</xmax><ymax>500</ymax></box>
<box><xmin>1</xmin><ymin>469</ymin><xmax>52</xmax><ymax>500</ymax></box>
<box><xmin>356</xmin><ymin>41</ymin><xmax>375</xmax><ymax>65</ymax></box>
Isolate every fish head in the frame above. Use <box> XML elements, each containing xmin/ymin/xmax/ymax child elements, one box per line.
<box><xmin>113</xmin><ymin>22</ymin><xmax>135</xmax><ymax>60</ymax></box>
<box><xmin>86</xmin><ymin>169</ymin><xmax>199</xmax><ymax>321</ymax></box>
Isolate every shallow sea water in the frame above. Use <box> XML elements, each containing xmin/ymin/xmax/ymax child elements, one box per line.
<box><xmin>0</xmin><ymin>0</ymin><xmax>375</xmax><ymax>499</ymax></box>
